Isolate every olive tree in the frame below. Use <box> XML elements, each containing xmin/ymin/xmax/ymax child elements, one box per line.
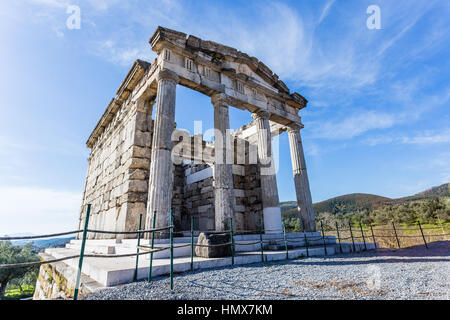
<box><xmin>0</xmin><ymin>241</ymin><xmax>39</xmax><ymax>298</ymax></box>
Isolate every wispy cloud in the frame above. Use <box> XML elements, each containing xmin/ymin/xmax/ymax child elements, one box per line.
<box><xmin>308</xmin><ymin>110</ymin><xmax>398</xmax><ymax>140</ymax></box>
<box><xmin>318</xmin><ymin>0</ymin><xmax>336</xmax><ymax>24</ymax></box>
<box><xmin>17</xmin><ymin>0</ymin><xmax>447</xmax><ymax>95</ymax></box>
<box><xmin>364</xmin><ymin>128</ymin><xmax>450</xmax><ymax>146</ymax></box>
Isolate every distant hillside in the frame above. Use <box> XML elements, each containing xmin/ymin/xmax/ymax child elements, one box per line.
<box><xmin>281</xmin><ymin>182</ymin><xmax>450</xmax><ymax>216</ymax></box>
<box><xmin>388</xmin><ymin>182</ymin><xmax>450</xmax><ymax>204</ymax></box>
<box><xmin>313</xmin><ymin>193</ymin><xmax>391</xmax><ymax>214</ymax></box>
<box><xmin>12</xmin><ymin>237</ymin><xmax>74</xmax><ymax>250</ymax></box>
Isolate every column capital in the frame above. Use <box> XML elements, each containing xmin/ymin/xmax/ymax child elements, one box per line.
<box><xmin>251</xmin><ymin>110</ymin><xmax>270</xmax><ymax>121</ymax></box>
<box><xmin>211</xmin><ymin>93</ymin><xmax>229</xmax><ymax>107</ymax></box>
<box><xmin>286</xmin><ymin>123</ymin><xmax>304</xmax><ymax>133</ymax></box>
<box><xmin>156</xmin><ymin>68</ymin><xmax>180</xmax><ymax>84</ymax></box>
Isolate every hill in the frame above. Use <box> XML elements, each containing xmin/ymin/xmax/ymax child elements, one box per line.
<box><xmin>11</xmin><ymin>237</ymin><xmax>75</xmax><ymax>250</ymax></box>
<box><xmin>281</xmin><ymin>182</ymin><xmax>450</xmax><ymax>216</ymax></box>
<box><xmin>388</xmin><ymin>182</ymin><xmax>450</xmax><ymax>204</ymax></box>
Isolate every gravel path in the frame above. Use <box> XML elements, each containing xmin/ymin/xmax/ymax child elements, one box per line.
<box><xmin>84</xmin><ymin>241</ymin><xmax>450</xmax><ymax>300</ymax></box>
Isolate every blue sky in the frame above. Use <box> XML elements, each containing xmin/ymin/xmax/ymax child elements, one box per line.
<box><xmin>0</xmin><ymin>0</ymin><xmax>449</xmax><ymax>234</ymax></box>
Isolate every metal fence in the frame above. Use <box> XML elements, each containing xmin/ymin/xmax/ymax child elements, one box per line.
<box><xmin>322</xmin><ymin>220</ymin><xmax>450</xmax><ymax>252</ymax></box>
<box><xmin>1</xmin><ymin>205</ymin><xmax>448</xmax><ymax>300</ymax></box>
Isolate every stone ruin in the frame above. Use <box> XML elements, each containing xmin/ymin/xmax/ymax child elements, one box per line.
<box><xmin>77</xmin><ymin>26</ymin><xmax>316</xmax><ymax>240</ymax></box>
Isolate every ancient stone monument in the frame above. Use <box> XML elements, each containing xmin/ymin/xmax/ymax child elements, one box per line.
<box><xmin>78</xmin><ymin>26</ymin><xmax>316</xmax><ymax>240</ymax></box>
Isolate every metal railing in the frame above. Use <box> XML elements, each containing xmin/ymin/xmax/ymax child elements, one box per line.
<box><xmin>2</xmin><ymin>205</ymin><xmax>448</xmax><ymax>300</ymax></box>
<box><xmin>322</xmin><ymin>220</ymin><xmax>449</xmax><ymax>252</ymax></box>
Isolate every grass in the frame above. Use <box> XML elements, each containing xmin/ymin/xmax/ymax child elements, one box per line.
<box><xmin>325</xmin><ymin>222</ymin><xmax>449</xmax><ymax>249</ymax></box>
<box><xmin>3</xmin><ymin>285</ymin><xmax>35</xmax><ymax>300</ymax></box>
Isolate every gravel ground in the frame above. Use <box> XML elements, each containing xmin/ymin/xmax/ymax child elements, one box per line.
<box><xmin>84</xmin><ymin>241</ymin><xmax>450</xmax><ymax>300</ymax></box>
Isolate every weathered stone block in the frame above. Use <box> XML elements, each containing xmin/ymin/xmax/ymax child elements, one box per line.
<box><xmin>195</xmin><ymin>232</ymin><xmax>231</xmax><ymax>258</ymax></box>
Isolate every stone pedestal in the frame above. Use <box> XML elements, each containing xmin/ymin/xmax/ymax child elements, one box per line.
<box><xmin>252</xmin><ymin>111</ymin><xmax>282</xmax><ymax>234</ymax></box>
<box><xmin>195</xmin><ymin>232</ymin><xmax>232</xmax><ymax>258</ymax></box>
<box><xmin>146</xmin><ymin>69</ymin><xmax>179</xmax><ymax>237</ymax></box>
<box><xmin>212</xmin><ymin>93</ymin><xmax>235</xmax><ymax>231</ymax></box>
<box><xmin>288</xmin><ymin>125</ymin><xmax>316</xmax><ymax>232</ymax></box>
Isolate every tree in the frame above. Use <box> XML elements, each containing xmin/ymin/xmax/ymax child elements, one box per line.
<box><xmin>0</xmin><ymin>241</ymin><xmax>39</xmax><ymax>298</ymax></box>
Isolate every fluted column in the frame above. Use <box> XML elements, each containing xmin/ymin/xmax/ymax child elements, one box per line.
<box><xmin>287</xmin><ymin>124</ymin><xmax>316</xmax><ymax>232</ymax></box>
<box><xmin>212</xmin><ymin>93</ymin><xmax>235</xmax><ymax>231</ymax></box>
<box><xmin>252</xmin><ymin>111</ymin><xmax>282</xmax><ymax>234</ymax></box>
<box><xmin>146</xmin><ymin>69</ymin><xmax>179</xmax><ymax>237</ymax></box>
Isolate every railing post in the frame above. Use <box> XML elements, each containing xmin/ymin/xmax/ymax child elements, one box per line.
<box><xmin>370</xmin><ymin>223</ymin><xmax>377</xmax><ymax>248</ymax></box>
<box><xmin>170</xmin><ymin>209</ymin><xmax>174</xmax><ymax>290</ymax></box>
<box><xmin>417</xmin><ymin>221</ymin><xmax>428</xmax><ymax>249</ymax></box>
<box><xmin>359</xmin><ymin>222</ymin><xmax>367</xmax><ymax>251</ymax></box>
<box><xmin>133</xmin><ymin>213</ymin><xmax>143</xmax><ymax>282</ymax></box>
<box><xmin>320</xmin><ymin>221</ymin><xmax>327</xmax><ymax>256</ymax></box>
<box><xmin>349</xmin><ymin>221</ymin><xmax>356</xmax><ymax>252</ymax></box>
<box><xmin>335</xmin><ymin>221</ymin><xmax>342</xmax><ymax>253</ymax></box>
<box><xmin>303</xmin><ymin>232</ymin><xmax>309</xmax><ymax>257</ymax></box>
<box><xmin>190</xmin><ymin>216</ymin><xmax>194</xmax><ymax>271</ymax></box>
<box><xmin>230</xmin><ymin>218</ymin><xmax>234</xmax><ymax>265</ymax></box>
<box><xmin>301</xmin><ymin>220</ymin><xmax>309</xmax><ymax>257</ymax></box>
<box><xmin>74</xmin><ymin>204</ymin><xmax>91</xmax><ymax>300</ymax></box>
<box><xmin>148</xmin><ymin>211</ymin><xmax>156</xmax><ymax>282</ymax></box>
<box><xmin>259</xmin><ymin>220</ymin><xmax>264</xmax><ymax>263</ymax></box>
<box><xmin>392</xmin><ymin>221</ymin><xmax>401</xmax><ymax>249</ymax></box>
<box><xmin>283</xmin><ymin>222</ymin><xmax>289</xmax><ymax>260</ymax></box>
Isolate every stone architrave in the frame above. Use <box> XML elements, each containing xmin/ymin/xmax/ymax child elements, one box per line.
<box><xmin>212</xmin><ymin>93</ymin><xmax>235</xmax><ymax>232</ymax></box>
<box><xmin>287</xmin><ymin>124</ymin><xmax>316</xmax><ymax>232</ymax></box>
<box><xmin>252</xmin><ymin>111</ymin><xmax>283</xmax><ymax>233</ymax></box>
<box><xmin>145</xmin><ymin>69</ymin><xmax>179</xmax><ymax>237</ymax></box>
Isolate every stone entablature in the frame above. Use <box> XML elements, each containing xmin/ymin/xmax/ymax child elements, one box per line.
<box><xmin>78</xmin><ymin>26</ymin><xmax>316</xmax><ymax>239</ymax></box>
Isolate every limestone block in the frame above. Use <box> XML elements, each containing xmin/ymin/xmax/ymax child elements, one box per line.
<box><xmin>132</xmin><ymin>145</ymin><xmax>151</xmax><ymax>159</ymax></box>
<box><xmin>195</xmin><ymin>233</ymin><xmax>231</xmax><ymax>258</ymax></box>
<box><xmin>201</xmin><ymin>186</ymin><xmax>213</xmax><ymax>194</ymax></box>
<box><xmin>128</xmin><ymin>168</ymin><xmax>147</xmax><ymax>180</ymax></box>
<box><xmin>134</xmin><ymin>131</ymin><xmax>152</xmax><ymax>147</ymax></box>
<box><xmin>126</xmin><ymin>180</ymin><xmax>148</xmax><ymax>193</ymax></box>
<box><xmin>135</xmin><ymin>111</ymin><xmax>150</xmax><ymax>132</ymax></box>
<box><xmin>128</xmin><ymin>158</ymin><xmax>150</xmax><ymax>169</ymax></box>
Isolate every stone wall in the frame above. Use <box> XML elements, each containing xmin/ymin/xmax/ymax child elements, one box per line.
<box><xmin>78</xmin><ymin>98</ymin><xmax>153</xmax><ymax>239</ymax></box>
<box><xmin>183</xmin><ymin>163</ymin><xmax>215</xmax><ymax>232</ymax></box>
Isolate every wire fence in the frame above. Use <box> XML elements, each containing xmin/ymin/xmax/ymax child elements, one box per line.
<box><xmin>1</xmin><ymin>204</ymin><xmax>449</xmax><ymax>300</ymax></box>
<box><xmin>322</xmin><ymin>220</ymin><xmax>449</xmax><ymax>252</ymax></box>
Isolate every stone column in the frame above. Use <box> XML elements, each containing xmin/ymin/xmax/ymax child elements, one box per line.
<box><xmin>287</xmin><ymin>124</ymin><xmax>316</xmax><ymax>232</ymax></box>
<box><xmin>212</xmin><ymin>93</ymin><xmax>235</xmax><ymax>231</ymax></box>
<box><xmin>146</xmin><ymin>69</ymin><xmax>179</xmax><ymax>237</ymax></box>
<box><xmin>252</xmin><ymin>111</ymin><xmax>283</xmax><ymax>234</ymax></box>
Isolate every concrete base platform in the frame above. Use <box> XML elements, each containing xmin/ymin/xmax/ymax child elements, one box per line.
<box><xmin>42</xmin><ymin>240</ymin><xmax>377</xmax><ymax>289</ymax></box>
<box><xmin>35</xmin><ymin>231</ymin><xmax>378</xmax><ymax>299</ymax></box>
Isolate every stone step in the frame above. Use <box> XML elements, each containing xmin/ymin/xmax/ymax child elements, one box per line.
<box><xmin>66</xmin><ymin>243</ymin><xmax>116</xmax><ymax>254</ymax></box>
<box><xmin>42</xmin><ymin>241</ymin><xmax>377</xmax><ymax>289</ymax></box>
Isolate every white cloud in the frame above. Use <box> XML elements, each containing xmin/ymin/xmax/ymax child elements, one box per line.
<box><xmin>318</xmin><ymin>0</ymin><xmax>336</xmax><ymax>24</ymax></box>
<box><xmin>309</xmin><ymin>110</ymin><xmax>397</xmax><ymax>139</ymax></box>
<box><xmin>365</xmin><ymin>128</ymin><xmax>450</xmax><ymax>146</ymax></box>
<box><xmin>0</xmin><ymin>186</ymin><xmax>81</xmax><ymax>236</ymax></box>
<box><xmin>90</xmin><ymin>39</ymin><xmax>154</xmax><ymax>66</ymax></box>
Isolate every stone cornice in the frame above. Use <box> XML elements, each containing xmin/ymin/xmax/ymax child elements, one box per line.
<box><xmin>86</xmin><ymin>59</ymin><xmax>151</xmax><ymax>149</ymax></box>
<box><xmin>149</xmin><ymin>26</ymin><xmax>307</xmax><ymax>109</ymax></box>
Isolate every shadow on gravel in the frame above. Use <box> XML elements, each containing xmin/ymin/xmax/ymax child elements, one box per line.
<box><xmin>226</xmin><ymin>241</ymin><xmax>450</xmax><ymax>269</ymax></box>
<box><xmin>372</xmin><ymin>240</ymin><xmax>450</xmax><ymax>257</ymax></box>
